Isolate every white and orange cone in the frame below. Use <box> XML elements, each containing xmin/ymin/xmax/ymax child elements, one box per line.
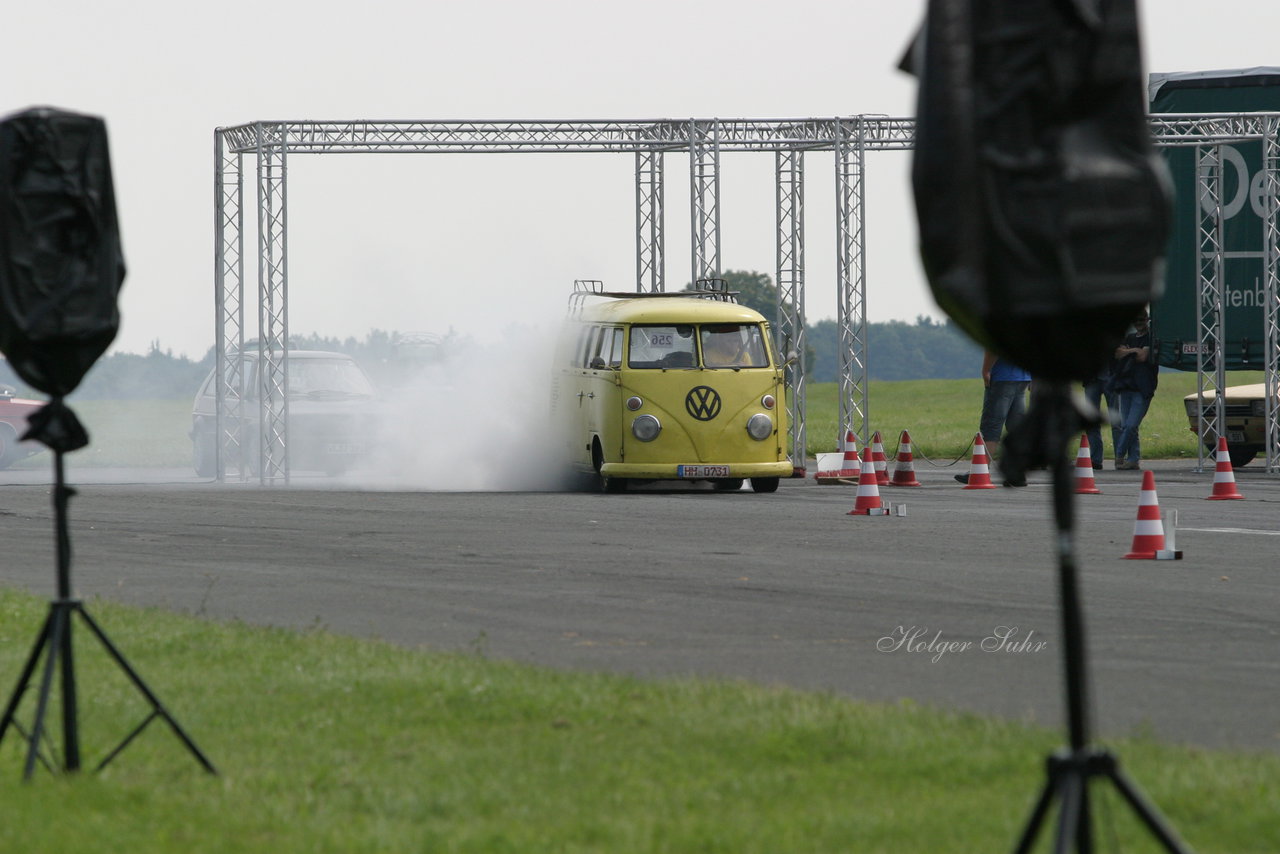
<box><xmin>1074</xmin><ymin>433</ymin><xmax>1101</xmax><ymax>495</ymax></box>
<box><xmin>847</xmin><ymin>448</ymin><xmax>886</xmax><ymax>516</ymax></box>
<box><xmin>889</xmin><ymin>429</ymin><xmax>922</xmax><ymax>487</ymax></box>
<box><xmin>837</xmin><ymin>430</ymin><xmax>861</xmax><ymax>479</ymax></box>
<box><xmin>1124</xmin><ymin>470</ymin><xmax>1168</xmax><ymax>559</ymax></box>
<box><xmin>1206</xmin><ymin>436</ymin><xmax>1245</xmax><ymax>500</ymax></box>
<box><xmin>871</xmin><ymin>431</ymin><xmax>890</xmax><ymax>486</ymax></box>
<box><xmin>962</xmin><ymin>433</ymin><xmax>997</xmax><ymax>489</ymax></box>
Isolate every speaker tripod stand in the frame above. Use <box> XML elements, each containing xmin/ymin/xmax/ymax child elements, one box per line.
<box><xmin>0</xmin><ymin>401</ymin><xmax>216</xmax><ymax>780</ymax></box>
<box><xmin>1006</xmin><ymin>384</ymin><xmax>1189</xmax><ymax>854</ymax></box>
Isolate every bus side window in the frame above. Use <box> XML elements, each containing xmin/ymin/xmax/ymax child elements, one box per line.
<box><xmin>589</xmin><ymin>327</ymin><xmax>611</xmax><ymax>370</ymax></box>
<box><xmin>578</xmin><ymin>326</ymin><xmax>599</xmax><ymax>368</ymax></box>
<box><xmin>607</xmin><ymin>328</ymin><xmax>623</xmax><ymax>367</ymax></box>
<box><xmin>588</xmin><ymin>327</ymin><xmax>624</xmax><ymax>369</ymax></box>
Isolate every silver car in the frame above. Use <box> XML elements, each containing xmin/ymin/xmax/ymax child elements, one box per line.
<box><xmin>190</xmin><ymin>350</ymin><xmax>380</xmax><ymax>476</ymax></box>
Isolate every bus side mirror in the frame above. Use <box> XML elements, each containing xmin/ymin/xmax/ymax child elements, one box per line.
<box><xmin>783</xmin><ymin>350</ymin><xmax>800</xmax><ymax>367</ymax></box>
<box><xmin>589</xmin><ymin>357</ymin><xmax>606</xmax><ymax>370</ymax></box>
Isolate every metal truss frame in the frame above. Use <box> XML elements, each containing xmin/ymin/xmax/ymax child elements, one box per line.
<box><xmin>255</xmin><ymin>125</ymin><xmax>290</xmax><ymax>483</ymax></box>
<box><xmin>1193</xmin><ymin>144</ymin><xmax>1228</xmax><ymax>471</ymax></box>
<box><xmin>1159</xmin><ymin>113</ymin><xmax>1280</xmax><ymax>473</ymax></box>
<box><xmin>635</xmin><ymin>148</ymin><xmax>664</xmax><ymax>294</ymax></box>
<box><xmin>834</xmin><ymin>119</ymin><xmax>870</xmax><ymax>446</ymax></box>
<box><xmin>213</xmin><ymin>132</ymin><xmax>246</xmax><ymax>480</ymax></box>
<box><xmin>213</xmin><ymin>116</ymin><xmax>912</xmax><ymax>483</ymax></box>
<box><xmin>214</xmin><ymin>113</ymin><xmax>1279</xmax><ymax>483</ymax></box>
<box><xmin>688</xmin><ymin>120</ymin><xmax>722</xmax><ymax>285</ymax></box>
<box><xmin>1265</xmin><ymin>117</ymin><xmax>1280</xmax><ymax>472</ymax></box>
<box><xmin>775</xmin><ymin>147</ymin><xmax>806</xmax><ymax>470</ymax></box>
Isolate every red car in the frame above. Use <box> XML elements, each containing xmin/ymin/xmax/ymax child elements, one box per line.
<box><xmin>0</xmin><ymin>385</ymin><xmax>45</xmax><ymax>469</ymax></box>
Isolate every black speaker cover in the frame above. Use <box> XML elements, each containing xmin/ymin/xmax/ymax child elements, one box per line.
<box><xmin>904</xmin><ymin>0</ymin><xmax>1170</xmax><ymax>381</ymax></box>
<box><xmin>0</xmin><ymin>107</ymin><xmax>125</xmax><ymax>397</ymax></box>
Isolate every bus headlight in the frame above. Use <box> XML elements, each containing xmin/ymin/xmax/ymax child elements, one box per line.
<box><xmin>632</xmin><ymin>414</ymin><xmax>662</xmax><ymax>442</ymax></box>
<box><xmin>746</xmin><ymin>413</ymin><xmax>773</xmax><ymax>441</ymax></box>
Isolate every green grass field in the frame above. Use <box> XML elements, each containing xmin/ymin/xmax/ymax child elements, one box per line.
<box><xmin>8</xmin><ymin>398</ymin><xmax>193</xmax><ymax>470</ymax></box>
<box><xmin>16</xmin><ymin>371</ymin><xmax>1249</xmax><ymax>472</ymax></box>
<box><xmin>1</xmin><ymin>590</ymin><xmax>1276</xmax><ymax>853</ymax></box>
<box><xmin>802</xmin><ymin>371</ymin><xmax>1256</xmax><ymax>461</ymax></box>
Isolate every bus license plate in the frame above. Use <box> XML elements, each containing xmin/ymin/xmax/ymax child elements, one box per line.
<box><xmin>677</xmin><ymin>464</ymin><xmax>730</xmax><ymax>478</ymax></box>
<box><xmin>1227</xmin><ymin>431</ymin><xmax>1246</xmax><ymax>444</ymax></box>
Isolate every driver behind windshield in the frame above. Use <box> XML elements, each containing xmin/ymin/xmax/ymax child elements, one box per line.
<box><xmin>700</xmin><ymin>324</ymin><xmax>768</xmax><ymax>368</ymax></box>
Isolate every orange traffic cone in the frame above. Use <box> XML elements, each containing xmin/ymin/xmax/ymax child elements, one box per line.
<box><xmin>1124</xmin><ymin>470</ymin><xmax>1168</xmax><ymax>559</ymax></box>
<box><xmin>837</xmin><ymin>430</ymin><xmax>861</xmax><ymax>479</ymax></box>
<box><xmin>847</xmin><ymin>448</ymin><xmax>887</xmax><ymax>515</ymax></box>
<box><xmin>1206</xmin><ymin>436</ymin><xmax>1245</xmax><ymax>500</ymax></box>
<box><xmin>871</xmin><ymin>431</ymin><xmax>890</xmax><ymax>485</ymax></box>
<box><xmin>1074</xmin><ymin>434</ymin><xmax>1101</xmax><ymax>495</ymax></box>
<box><xmin>961</xmin><ymin>433</ymin><xmax>997</xmax><ymax>489</ymax></box>
<box><xmin>889</xmin><ymin>429</ymin><xmax>922</xmax><ymax>487</ymax></box>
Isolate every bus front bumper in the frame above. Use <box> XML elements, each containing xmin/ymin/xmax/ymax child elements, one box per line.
<box><xmin>599</xmin><ymin>460</ymin><xmax>793</xmax><ymax>480</ymax></box>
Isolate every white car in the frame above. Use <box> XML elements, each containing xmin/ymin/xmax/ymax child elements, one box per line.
<box><xmin>190</xmin><ymin>350</ymin><xmax>380</xmax><ymax>476</ymax></box>
<box><xmin>1183</xmin><ymin>382</ymin><xmax>1274</xmax><ymax>467</ymax></box>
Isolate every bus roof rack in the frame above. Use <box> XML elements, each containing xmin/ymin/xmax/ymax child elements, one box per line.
<box><xmin>567</xmin><ymin>278</ymin><xmax>740</xmax><ymax>317</ymax></box>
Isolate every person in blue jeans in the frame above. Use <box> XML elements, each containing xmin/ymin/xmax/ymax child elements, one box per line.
<box><xmin>1082</xmin><ymin>362</ymin><xmax>1119</xmax><ymax>470</ymax></box>
<box><xmin>1110</xmin><ymin>312</ymin><xmax>1157</xmax><ymax>470</ymax></box>
<box><xmin>956</xmin><ymin>350</ymin><xmax>1031</xmax><ymax>486</ymax></box>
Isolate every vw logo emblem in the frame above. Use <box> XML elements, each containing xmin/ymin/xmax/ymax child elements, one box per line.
<box><xmin>685</xmin><ymin>386</ymin><xmax>722</xmax><ymax>421</ymax></box>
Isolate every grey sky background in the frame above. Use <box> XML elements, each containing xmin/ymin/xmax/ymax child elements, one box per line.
<box><xmin>6</xmin><ymin>0</ymin><xmax>1279</xmax><ymax>357</ymax></box>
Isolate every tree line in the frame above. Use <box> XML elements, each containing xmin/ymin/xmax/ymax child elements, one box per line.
<box><xmin>0</xmin><ymin>331</ymin><xmax>423</xmax><ymax>402</ymax></box>
<box><xmin>688</xmin><ymin>270</ymin><xmax>984</xmax><ymax>382</ymax></box>
<box><xmin>0</xmin><ymin>272</ymin><xmax>985</xmax><ymax>400</ymax></box>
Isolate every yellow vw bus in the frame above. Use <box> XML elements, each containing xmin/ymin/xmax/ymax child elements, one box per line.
<box><xmin>553</xmin><ymin>280</ymin><xmax>793</xmax><ymax>492</ymax></box>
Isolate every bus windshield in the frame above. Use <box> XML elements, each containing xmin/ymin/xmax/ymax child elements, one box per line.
<box><xmin>700</xmin><ymin>324</ymin><xmax>769</xmax><ymax>369</ymax></box>
<box><xmin>628</xmin><ymin>325</ymin><xmax>698</xmax><ymax>369</ymax></box>
<box><xmin>627</xmin><ymin>323</ymin><xmax>770</xmax><ymax>369</ymax></box>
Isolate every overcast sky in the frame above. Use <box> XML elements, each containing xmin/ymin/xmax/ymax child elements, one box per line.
<box><xmin>6</xmin><ymin>0</ymin><xmax>1279</xmax><ymax>357</ymax></box>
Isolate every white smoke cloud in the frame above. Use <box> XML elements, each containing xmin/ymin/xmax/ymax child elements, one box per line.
<box><xmin>348</xmin><ymin>312</ymin><xmax>576</xmax><ymax>492</ymax></box>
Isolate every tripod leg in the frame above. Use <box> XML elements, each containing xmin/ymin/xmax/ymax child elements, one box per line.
<box><xmin>59</xmin><ymin>603</ymin><xmax>80</xmax><ymax>772</ymax></box>
<box><xmin>1012</xmin><ymin>777</ymin><xmax>1057</xmax><ymax>854</ymax></box>
<box><xmin>1076</xmin><ymin>774</ymin><xmax>1095</xmax><ymax>854</ymax></box>
<box><xmin>24</xmin><ymin>605</ymin><xmax>70</xmax><ymax>780</ymax></box>
<box><xmin>1053</xmin><ymin>769</ymin><xmax>1083</xmax><ymax>854</ymax></box>
<box><xmin>1107</xmin><ymin>766</ymin><xmax>1194</xmax><ymax>854</ymax></box>
<box><xmin>0</xmin><ymin>609</ymin><xmax>55</xmax><ymax>748</ymax></box>
<box><xmin>74</xmin><ymin>607</ymin><xmax>217</xmax><ymax>774</ymax></box>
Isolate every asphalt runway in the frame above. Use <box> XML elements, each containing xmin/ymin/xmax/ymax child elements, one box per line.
<box><xmin>2</xmin><ymin>458</ymin><xmax>1277</xmax><ymax>753</ymax></box>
